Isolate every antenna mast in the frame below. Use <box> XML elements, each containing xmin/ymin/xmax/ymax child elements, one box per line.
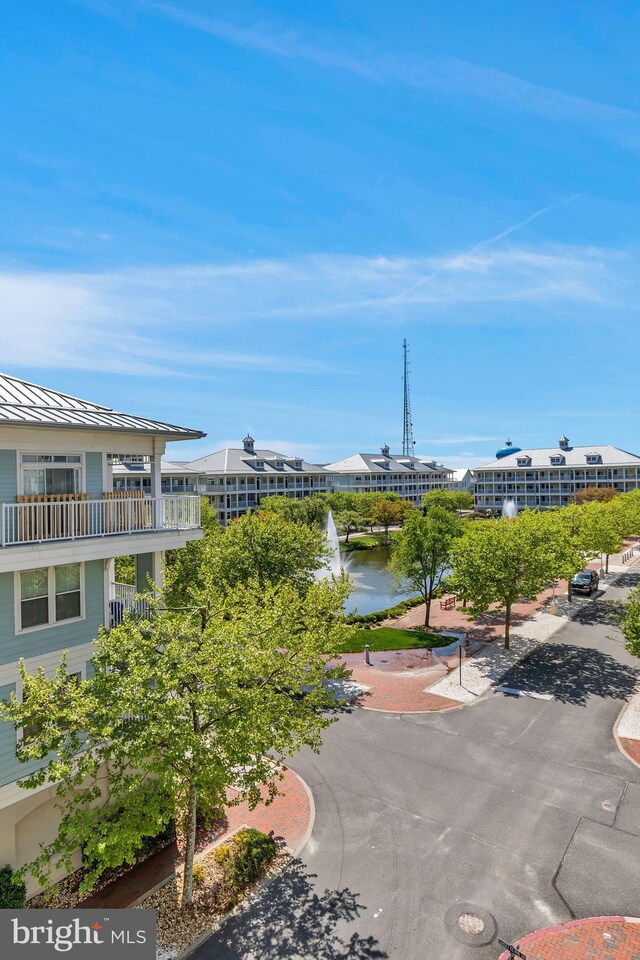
<box><xmin>402</xmin><ymin>339</ymin><xmax>415</xmax><ymax>456</ymax></box>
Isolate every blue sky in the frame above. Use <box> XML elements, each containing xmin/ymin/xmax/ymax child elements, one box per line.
<box><xmin>2</xmin><ymin>1</ymin><xmax>640</xmax><ymax>467</ymax></box>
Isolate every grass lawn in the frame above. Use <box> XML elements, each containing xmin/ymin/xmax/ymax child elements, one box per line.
<box><xmin>341</xmin><ymin>627</ymin><xmax>454</xmax><ymax>653</ymax></box>
<box><xmin>342</xmin><ymin>532</ymin><xmax>398</xmax><ymax>551</ymax></box>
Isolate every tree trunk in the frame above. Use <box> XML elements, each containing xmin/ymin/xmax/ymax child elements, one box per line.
<box><xmin>424</xmin><ymin>596</ymin><xmax>431</xmax><ymax>628</ymax></box>
<box><xmin>181</xmin><ymin>784</ymin><xmax>198</xmax><ymax>908</ymax></box>
<box><xmin>345</xmin><ymin>527</ymin><xmax>350</xmax><ymax>544</ymax></box>
<box><xmin>567</xmin><ymin>580</ymin><xmax>572</xmax><ymax>602</ymax></box>
<box><xmin>504</xmin><ymin>602</ymin><xmax>511</xmax><ymax>650</ymax></box>
<box><xmin>606</xmin><ymin>554</ymin><xmax>610</xmax><ymax>574</ymax></box>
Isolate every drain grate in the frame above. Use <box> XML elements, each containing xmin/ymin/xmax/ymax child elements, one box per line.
<box><xmin>444</xmin><ymin>903</ymin><xmax>497</xmax><ymax>947</ymax></box>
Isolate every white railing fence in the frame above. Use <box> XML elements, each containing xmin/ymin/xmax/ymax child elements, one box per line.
<box><xmin>1</xmin><ymin>495</ymin><xmax>201</xmax><ymax>547</ymax></box>
<box><xmin>109</xmin><ymin>582</ymin><xmax>152</xmax><ymax>627</ymax></box>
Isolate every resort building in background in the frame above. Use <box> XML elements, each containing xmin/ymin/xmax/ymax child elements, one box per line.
<box><xmin>474</xmin><ymin>437</ymin><xmax>640</xmax><ymax>512</ymax></box>
<box><xmin>0</xmin><ymin>373</ymin><xmax>204</xmax><ymax>892</ymax></box>
<box><xmin>113</xmin><ymin>435</ymin><xmax>331</xmax><ymax>526</ymax></box>
<box><xmin>325</xmin><ymin>445</ymin><xmax>454</xmax><ymax>507</ymax></box>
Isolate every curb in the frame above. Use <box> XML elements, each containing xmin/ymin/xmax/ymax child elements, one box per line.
<box><xmin>173</xmin><ymin>768</ymin><xmax>315</xmax><ymax>960</ymax></box>
<box><xmin>498</xmin><ymin>916</ymin><xmax>640</xmax><ymax>959</ymax></box>
<box><xmin>614</xmin><ymin>698</ymin><xmax>640</xmax><ymax>771</ymax></box>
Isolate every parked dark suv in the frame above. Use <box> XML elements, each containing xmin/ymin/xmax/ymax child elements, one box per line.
<box><xmin>571</xmin><ymin>570</ymin><xmax>600</xmax><ymax>596</ymax></box>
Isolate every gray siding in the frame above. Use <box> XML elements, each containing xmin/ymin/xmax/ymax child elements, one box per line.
<box><xmin>86</xmin><ymin>452</ymin><xmax>103</xmax><ymax>499</ymax></box>
<box><xmin>0</xmin><ymin>449</ymin><xmax>17</xmax><ymax>507</ymax></box>
<box><xmin>135</xmin><ymin>553</ymin><xmax>154</xmax><ymax>592</ymax></box>
<box><xmin>0</xmin><ymin>559</ymin><xmax>105</xmax><ymax>667</ymax></box>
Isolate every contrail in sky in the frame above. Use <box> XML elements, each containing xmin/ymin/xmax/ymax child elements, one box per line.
<box><xmin>379</xmin><ymin>187</ymin><xmax>596</xmax><ymax>310</ymax></box>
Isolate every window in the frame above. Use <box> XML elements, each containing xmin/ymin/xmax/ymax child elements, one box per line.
<box><xmin>55</xmin><ymin>565</ymin><xmax>81</xmax><ymax>621</ymax></box>
<box><xmin>21</xmin><ymin>454</ymin><xmax>82</xmax><ymax>496</ymax></box>
<box><xmin>18</xmin><ymin>564</ymin><xmax>83</xmax><ymax>632</ymax></box>
<box><xmin>20</xmin><ymin>569</ymin><xmax>49</xmax><ymax>628</ymax></box>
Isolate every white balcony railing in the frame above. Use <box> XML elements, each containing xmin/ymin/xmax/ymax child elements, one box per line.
<box><xmin>1</xmin><ymin>495</ymin><xmax>201</xmax><ymax>547</ymax></box>
<box><xmin>109</xmin><ymin>582</ymin><xmax>151</xmax><ymax>626</ymax></box>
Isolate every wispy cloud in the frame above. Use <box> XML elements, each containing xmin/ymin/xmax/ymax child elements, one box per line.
<box><xmin>135</xmin><ymin>2</ymin><xmax>639</xmax><ymax>134</ymax></box>
<box><xmin>0</xmin><ymin>242</ymin><xmax>630</xmax><ymax>373</ymax></box>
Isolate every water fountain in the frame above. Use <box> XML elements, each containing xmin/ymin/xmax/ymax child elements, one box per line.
<box><xmin>316</xmin><ymin>510</ymin><xmax>346</xmax><ymax>580</ymax></box>
<box><xmin>501</xmin><ymin>498</ymin><xmax>517</xmax><ymax>519</ymax></box>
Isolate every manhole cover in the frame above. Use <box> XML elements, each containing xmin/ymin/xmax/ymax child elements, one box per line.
<box><xmin>459</xmin><ymin>914</ymin><xmax>485</xmax><ymax>935</ymax></box>
<box><xmin>444</xmin><ymin>903</ymin><xmax>497</xmax><ymax>947</ymax></box>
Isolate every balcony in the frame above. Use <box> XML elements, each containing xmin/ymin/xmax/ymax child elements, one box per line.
<box><xmin>1</xmin><ymin>495</ymin><xmax>201</xmax><ymax>547</ymax></box>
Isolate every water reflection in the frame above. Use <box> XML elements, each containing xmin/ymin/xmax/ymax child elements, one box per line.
<box><xmin>343</xmin><ymin>545</ymin><xmax>418</xmax><ymax>616</ymax></box>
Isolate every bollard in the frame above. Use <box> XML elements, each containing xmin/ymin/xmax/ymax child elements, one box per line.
<box><xmin>364</xmin><ymin>644</ymin><xmax>371</xmax><ymax>666</ymax></box>
<box><xmin>550</xmin><ymin>600</ymin><xmax>558</xmax><ymax>616</ymax></box>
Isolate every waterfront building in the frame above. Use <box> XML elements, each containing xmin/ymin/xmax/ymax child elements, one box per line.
<box><xmin>325</xmin><ymin>445</ymin><xmax>454</xmax><ymax>507</ymax></box>
<box><xmin>0</xmin><ymin>373</ymin><xmax>204</xmax><ymax>892</ymax></box>
<box><xmin>113</xmin><ymin>436</ymin><xmax>331</xmax><ymax>525</ymax></box>
<box><xmin>474</xmin><ymin>437</ymin><xmax>640</xmax><ymax>512</ymax></box>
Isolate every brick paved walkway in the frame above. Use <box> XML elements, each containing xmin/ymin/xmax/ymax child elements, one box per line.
<box><xmin>620</xmin><ymin>738</ymin><xmax>640</xmax><ymax>767</ymax></box>
<box><xmin>81</xmin><ymin>767</ymin><xmax>311</xmax><ymax>908</ymax></box>
<box><xmin>341</xmin><ymin>583</ymin><xmax>569</xmax><ymax>713</ymax></box>
<box><xmin>499</xmin><ymin>917</ymin><xmax>640</xmax><ymax>959</ymax></box>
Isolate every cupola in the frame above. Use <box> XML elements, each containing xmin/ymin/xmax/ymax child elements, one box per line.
<box><xmin>243</xmin><ymin>435</ymin><xmax>255</xmax><ymax>453</ymax></box>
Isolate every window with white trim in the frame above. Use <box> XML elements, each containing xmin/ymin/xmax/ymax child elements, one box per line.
<box><xmin>19</xmin><ymin>564</ymin><xmax>83</xmax><ymax>632</ymax></box>
<box><xmin>21</xmin><ymin>454</ymin><xmax>82</xmax><ymax>496</ymax></box>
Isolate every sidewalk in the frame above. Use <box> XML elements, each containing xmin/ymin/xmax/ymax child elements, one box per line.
<box><xmin>499</xmin><ymin>916</ymin><xmax>640</xmax><ymax>960</ymax></box>
<box><xmin>81</xmin><ymin>767</ymin><xmax>312</xmax><ymax>909</ymax></box>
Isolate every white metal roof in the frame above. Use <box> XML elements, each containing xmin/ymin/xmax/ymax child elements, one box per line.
<box><xmin>0</xmin><ymin>373</ymin><xmax>205</xmax><ymax>440</ymax></box>
<box><xmin>477</xmin><ymin>444</ymin><xmax>640</xmax><ymax>470</ymax></box>
<box><xmin>325</xmin><ymin>451</ymin><xmax>453</xmax><ymax>475</ymax></box>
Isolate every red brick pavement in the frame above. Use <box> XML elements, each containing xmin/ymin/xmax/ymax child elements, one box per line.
<box><xmin>499</xmin><ymin>917</ymin><xmax>640</xmax><ymax>960</ymax></box>
<box><xmin>81</xmin><ymin>767</ymin><xmax>311</xmax><ymax>908</ymax></box>
<box><xmin>619</xmin><ymin>737</ymin><xmax>640</xmax><ymax>767</ymax></box>
<box><xmin>388</xmin><ymin>581</ymin><xmax>568</xmax><ymax>641</ymax></box>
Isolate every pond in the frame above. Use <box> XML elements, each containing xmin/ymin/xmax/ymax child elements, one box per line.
<box><xmin>342</xmin><ymin>545</ymin><xmax>419</xmax><ymax>617</ymax></box>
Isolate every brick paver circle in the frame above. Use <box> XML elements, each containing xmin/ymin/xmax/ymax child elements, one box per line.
<box><xmin>498</xmin><ymin>917</ymin><xmax>640</xmax><ymax>960</ymax></box>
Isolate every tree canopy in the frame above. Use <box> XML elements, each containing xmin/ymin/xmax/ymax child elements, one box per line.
<box><xmin>450</xmin><ymin>511</ymin><xmax>558</xmax><ymax>647</ymax></box>
<box><xmin>1</xmin><ymin>571</ymin><xmax>349</xmax><ymax>907</ymax></box>
<box><xmin>391</xmin><ymin>507</ymin><xmax>463</xmax><ymax>626</ymax></box>
<box><xmin>422</xmin><ymin>489</ymin><xmax>473</xmax><ymax>513</ymax></box>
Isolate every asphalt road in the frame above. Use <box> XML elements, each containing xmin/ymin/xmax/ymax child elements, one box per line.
<box><xmin>195</xmin><ymin>574</ymin><xmax>640</xmax><ymax>960</ymax></box>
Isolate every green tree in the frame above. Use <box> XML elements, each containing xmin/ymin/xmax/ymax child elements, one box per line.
<box><xmin>0</xmin><ymin>576</ymin><xmax>350</xmax><ymax>908</ymax></box>
<box><xmin>573</xmin><ymin>487</ymin><xmax>620</xmax><ymax>504</ymax></box>
<box><xmin>620</xmin><ymin>585</ymin><xmax>640</xmax><ymax>658</ymax></box>
<box><xmin>550</xmin><ymin>504</ymin><xmax>596</xmax><ymax>601</ymax></box>
<box><xmin>581</xmin><ymin>500</ymin><xmax>624</xmax><ymax>573</ymax></box>
<box><xmin>369</xmin><ymin>498</ymin><xmax>405</xmax><ymax>544</ymax></box>
<box><xmin>333</xmin><ymin>508</ymin><xmax>363</xmax><ymax>543</ymax></box>
<box><xmin>259</xmin><ymin>494</ymin><xmax>328</xmax><ymax>527</ymax></box>
<box><xmin>391</xmin><ymin>507</ymin><xmax>463</xmax><ymax>626</ymax></box>
<box><xmin>450</xmin><ymin>511</ymin><xmax>557</xmax><ymax>648</ymax></box>
<box><xmin>165</xmin><ymin>510</ymin><xmax>330</xmax><ymax>607</ymax></box>
<box><xmin>422</xmin><ymin>489</ymin><xmax>473</xmax><ymax>514</ymax></box>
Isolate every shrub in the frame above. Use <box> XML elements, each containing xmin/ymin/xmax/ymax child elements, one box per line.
<box><xmin>215</xmin><ymin>828</ymin><xmax>277</xmax><ymax>902</ymax></box>
<box><xmin>191</xmin><ymin>864</ymin><xmax>206</xmax><ymax>888</ymax></box>
<box><xmin>0</xmin><ymin>864</ymin><xmax>26</xmax><ymax>909</ymax></box>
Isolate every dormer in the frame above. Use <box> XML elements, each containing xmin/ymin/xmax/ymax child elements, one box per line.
<box><xmin>585</xmin><ymin>452</ymin><xmax>602</xmax><ymax>465</ymax></box>
<box><xmin>293</xmin><ymin>459</ymin><xmax>302</xmax><ymax>470</ymax></box>
<box><xmin>274</xmin><ymin>459</ymin><xmax>284</xmax><ymax>470</ymax></box>
<box><xmin>254</xmin><ymin>459</ymin><xmax>264</xmax><ymax>470</ymax></box>
<box><xmin>516</xmin><ymin>455</ymin><xmax>531</xmax><ymax>467</ymax></box>
<box><xmin>243</xmin><ymin>435</ymin><xmax>255</xmax><ymax>453</ymax></box>
<box><xmin>550</xmin><ymin>454</ymin><xmax>565</xmax><ymax>466</ymax></box>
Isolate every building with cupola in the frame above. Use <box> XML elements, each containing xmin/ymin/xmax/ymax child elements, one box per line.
<box><xmin>473</xmin><ymin>436</ymin><xmax>640</xmax><ymax>513</ymax></box>
<box><xmin>325</xmin><ymin>445</ymin><xmax>454</xmax><ymax>507</ymax></box>
<box><xmin>112</xmin><ymin>436</ymin><xmax>332</xmax><ymax>526</ymax></box>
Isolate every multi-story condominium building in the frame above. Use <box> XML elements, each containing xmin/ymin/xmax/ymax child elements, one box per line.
<box><xmin>325</xmin><ymin>445</ymin><xmax>454</xmax><ymax>507</ymax></box>
<box><xmin>474</xmin><ymin>436</ymin><xmax>640</xmax><ymax>513</ymax></box>
<box><xmin>113</xmin><ymin>436</ymin><xmax>331</xmax><ymax>525</ymax></box>
<box><xmin>449</xmin><ymin>468</ymin><xmax>475</xmax><ymax>496</ymax></box>
<box><xmin>0</xmin><ymin>373</ymin><xmax>204</xmax><ymax>892</ymax></box>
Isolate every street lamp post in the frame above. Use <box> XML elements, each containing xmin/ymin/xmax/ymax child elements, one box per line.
<box><xmin>497</xmin><ymin>939</ymin><xmax>526</xmax><ymax>960</ymax></box>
